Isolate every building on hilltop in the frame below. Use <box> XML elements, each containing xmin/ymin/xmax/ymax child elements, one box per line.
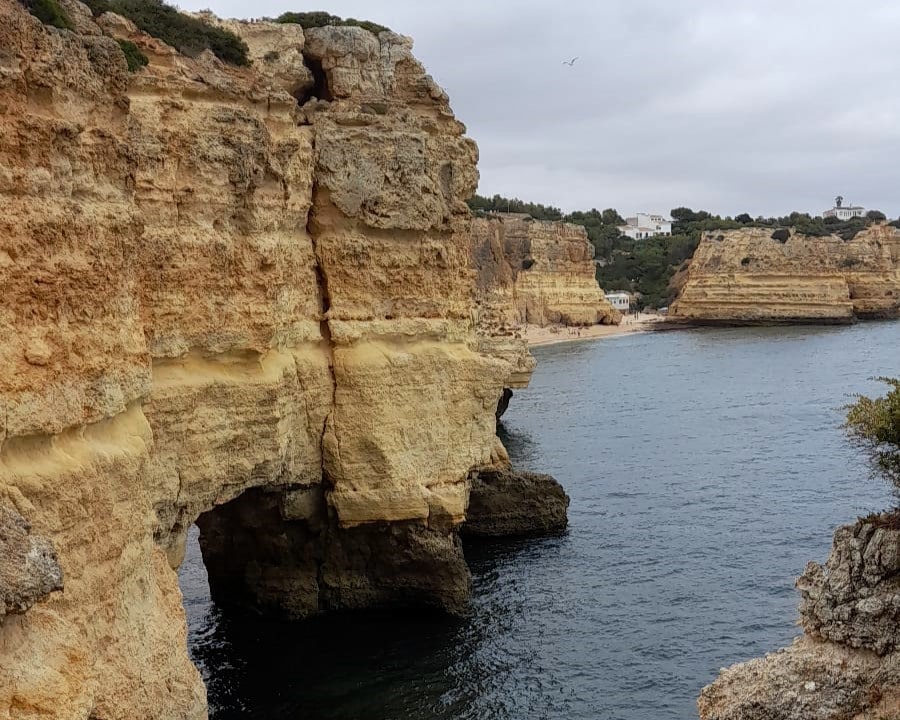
<box><xmin>823</xmin><ymin>195</ymin><xmax>866</xmax><ymax>220</ymax></box>
<box><xmin>618</xmin><ymin>212</ymin><xmax>672</xmax><ymax>240</ymax></box>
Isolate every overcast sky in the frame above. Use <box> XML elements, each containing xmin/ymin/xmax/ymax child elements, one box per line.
<box><xmin>179</xmin><ymin>0</ymin><xmax>900</xmax><ymax>218</ymax></box>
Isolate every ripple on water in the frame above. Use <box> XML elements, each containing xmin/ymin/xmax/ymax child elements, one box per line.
<box><xmin>179</xmin><ymin>322</ymin><xmax>900</xmax><ymax>720</ymax></box>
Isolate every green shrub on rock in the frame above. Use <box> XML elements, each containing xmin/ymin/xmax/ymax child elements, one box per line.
<box><xmin>116</xmin><ymin>38</ymin><xmax>148</xmax><ymax>71</ymax></box>
<box><xmin>20</xmin><ymin>0</ymin><xmax>73</xmax><ymax>29</ymax></box>
<box><xmin>274</xmin><ymin>10</ymin><xmax>389</xmax><ymax>34</ymax></box>
<box><xmin>846</xmin><ymin>378</ymin><xmax>900</xmax><ymax>491</ymax></box>
<box><xmin>80</xmin><ymin>0</ymin><xmax>249</xmax><ymax>66</ymax></box>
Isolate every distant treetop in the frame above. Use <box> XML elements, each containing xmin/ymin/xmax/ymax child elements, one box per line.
<box><xmin>274</xmin><ymin>11</ymin><xmax>389</xmax><ymax>34</ymax></box>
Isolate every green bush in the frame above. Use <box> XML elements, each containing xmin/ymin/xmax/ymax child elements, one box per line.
<box><xmin>846</xmin><ymin>378</ymin><xmax>900</xmax><ymax>492</ymax></box>
<box><xmin>116</xmin><ymin>38</ymin><xmax>148</xmax><ymax>71</ymax></box>
<box><xmin>275</xmin><ymin>11</ymin><xmax>389</xmax><ymax>34</ymax></box>
<box><xmin>82</xmin><ymin>0</ymin><xmax>110</xmax><ymax>15</ymax></box>
<box><xmin>82</xmin><ymin>0</ymin><xmax>249</xmax><ymax>66</ymax></box>
<box><xmin>21</xmin><ymin>0</ymin><xmax>73</xmax><ymax>29</ymax></box>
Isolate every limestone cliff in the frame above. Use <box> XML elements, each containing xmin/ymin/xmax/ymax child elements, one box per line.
<box><xmin>670</xmin><ymin>226</ymin><xmax>900</xmax><ymax>324</ymax></box>
<box><xmin>699</xmin><ymin>517</ymin><xmax>900</xmax><ymax>719</ymax></box>
<box><xmin>0</xmin><ymin>4</ymin><xmax>529</xmax><ymax>718</ymax></box>
<box><xmin>471</xmin><ymin>214</ymin><xmax>621</xmax><ymax>331</ymax></box>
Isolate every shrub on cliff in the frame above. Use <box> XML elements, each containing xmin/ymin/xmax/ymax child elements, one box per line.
<box><xmin>116</xmin><ymin>38</ymin><xmax>148</xmax><ymax>71</ymax></box>
<box><xmin>82</xmin><ymin>0</ymin><xmax>249</xmax><ymax>66</ymax></box>
<box><xmin>846</xmin><ymin>378</ymin><xmax>900</xmax><ymax>492</ymax></box>
<box><xmin>20</xmin><ymin>0</ymin><xmax>73</xmax><ymax>29</ymax></box>
<box><xmin>275</xmin><ymin>11</ymin><xmax>389</xmax><ymax>34</ymax></box>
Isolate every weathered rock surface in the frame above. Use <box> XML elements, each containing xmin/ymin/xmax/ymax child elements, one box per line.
<box><xmin>471</xmin><ymin>214</ymin><xmax>621</xmax><ymax>330</ymax></box>
<box><xmin>671</xmin><ymin>227</ymin><xmax>900</xmax><ymax>324</ymax></box>
<box><xmin>0</xmin><ymin>4</ymin><xmax>533</xmax><ymax>718</ymax></box>
<box><xmin>463</xmin><ymin>467</ymin><xmax>570</xmax><ymax>538</ymax></box>
<box><xmin>0</xmin><ymin>502</ymin><xmax>63</xmax><ymax>619</ymax></box>
<box><xmin>798</xmin><ymin>518</ymin><xmax>900</xmax><ymax>656</ymax></box>
<box><xmin>699</xmin><ymin>517</ymin><xmax>900</xmax><ymax>720</ymax></box>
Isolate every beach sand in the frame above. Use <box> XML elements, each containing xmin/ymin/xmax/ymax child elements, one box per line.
<box><xmin>523</xmin><ymin>313</ymin><xmax>663</xmax><ymax>347</ymax></box>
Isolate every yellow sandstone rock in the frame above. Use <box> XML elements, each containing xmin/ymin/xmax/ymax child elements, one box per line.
<box><xmin>0</xmin><ymin>4</ymin><xmax>521</xmax><ymax>717</ymax></box>
<box><xmin>671</xmin><ymin>226</ymin><xmax>900</xmax><ymax>324</ymax></box>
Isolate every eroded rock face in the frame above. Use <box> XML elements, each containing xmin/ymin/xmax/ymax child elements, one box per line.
<box><xmin>699</xmin><ymin>517</ymin><xmax>900</xmax><ymax>720</ymax></box>
<box><xmin>0</xmin><ymin>503</ymin><xmax>63</xmax><ymax>619</ymax></box>
<box><xmin>671</xmin><ymin>227</ymin><xmax>900</xmax><ymax>324</ymax></box>
<box><xmin>798</xmin><ymin>519</ymin><xmax>900</xmax><ymax>655</ymax></box>
<box><xmin>471</xmin><ymin>214</ymin><xmax>621</xmax><ymax>330</ymax></box>
<box><xmin>0</xmin><ymin>4</ymin><xmax>521</xmax><ymax>718</ymax></box>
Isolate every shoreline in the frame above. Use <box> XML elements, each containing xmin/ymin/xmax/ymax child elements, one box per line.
<box><xmin>523</xmin><ymin>313</ymin><xmax>664</xmax><ymax>347</ymax></box>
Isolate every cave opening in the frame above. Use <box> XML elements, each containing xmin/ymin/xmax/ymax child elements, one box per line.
<box><xmin>295</xmin><ymin>55</ymin><xmax>333</xmax><ymax>105</ymax></box>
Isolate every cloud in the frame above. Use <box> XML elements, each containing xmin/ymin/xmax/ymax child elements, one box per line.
<box><xmin>176</xmin><ymin>0</ymin><xmax>900</xmax><ymax>217</ymax></box>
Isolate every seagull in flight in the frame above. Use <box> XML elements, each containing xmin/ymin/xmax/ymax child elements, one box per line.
<box><xmin>562</xmin><ymin>57</ymin><xmax>579</xmax><ymax>66</ymax></box>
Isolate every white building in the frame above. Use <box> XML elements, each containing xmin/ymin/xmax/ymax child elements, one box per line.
<box><xmin>823</xmin><ymin>196</ymin><xmax>865</xmax><ymax>220</ymax></box>
<box><xmin>605</xmin><ymin>292</ymin><xmax>631</xmax><ymax>312</ymax></box>
<box><xmin>618</xmin><ymin>212</ymin><xmax>673</xmax><ymax>240</ymax></box>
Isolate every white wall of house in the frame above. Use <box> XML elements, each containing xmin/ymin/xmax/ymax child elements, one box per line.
<box><xmin>823</xmin><ymin>206</ymin><xmax>866</xmax><ymax>220</ymax></box>
<box><xmin>618</xmin><ymin>212</ymin><xmax>672</xmax><ymax>239</ymax></box>
<box><xmin>605</xmin><ymin>292</ymin><xmax>631</xmax><ymax>311</ymax></box>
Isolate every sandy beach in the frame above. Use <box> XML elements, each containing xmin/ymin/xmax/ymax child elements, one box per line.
<box><xmin>523</xmin><ymin>313</ymin><xmax>663</xmax><ymax>347</ymax></box>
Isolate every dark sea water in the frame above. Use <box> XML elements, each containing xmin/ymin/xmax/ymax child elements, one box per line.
<box><xmin>179</xmin><ymin>322</ymin><xmax>900</xmax><ymax>720</ymax></box>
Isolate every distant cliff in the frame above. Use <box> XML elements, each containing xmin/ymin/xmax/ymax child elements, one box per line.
<box><xmin>670</xmin><ymin>226</ymin><xmax>900</xmax><ymax>324</ymax></box>
<box><xmin>471</xmin><ymin>215</ymin><xmax>621</xmax><ymax>331</ymax></box>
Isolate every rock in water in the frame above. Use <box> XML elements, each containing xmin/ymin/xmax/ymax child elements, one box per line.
<box><xmin>462</xmin><ymin>468</ymin><xmax>570</xmax><ymax>538</ymax></box>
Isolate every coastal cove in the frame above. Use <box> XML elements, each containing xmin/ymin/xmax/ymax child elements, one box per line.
<box><xmin>181</xmin><ymin>322</ymin><xmax>899</xmax><ymax>719</ymax></box>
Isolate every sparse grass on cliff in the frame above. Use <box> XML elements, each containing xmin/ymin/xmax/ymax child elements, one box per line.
<box><xmin>116</xmin><ymin>38</ymin><xmax>148</xmax><ymax>71</ymax></box>
<box><xmin>274</xmin><ymin>11</ymin><xmax>389</xmax><ymax>35</ymax></box>
<box><xmin>82</xmin><ymin>0</ymin><xmax>249</xmax><ymax>66</ymax></box>
<box><xmin>20</xmin><ymin>0</ymin><xmax>73</xmax><ymax>29</ymax></box>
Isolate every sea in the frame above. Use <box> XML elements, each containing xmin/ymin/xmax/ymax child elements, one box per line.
<box><xmin>179</xmin><ymin>321</ymin><xmax>900</xmax><ymax>719</ymax></box>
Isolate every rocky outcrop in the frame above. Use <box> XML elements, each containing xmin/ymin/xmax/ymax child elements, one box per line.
<box><xmin>671</xmin><ymin>227</ymin><xmax>900</xmax><ymax>324</ymax></box>
<box><xmin>699</xmin><ymin>516</ymin><xmax>900</xmax><ymax>720</ymax></box>
<box><xmin>471</xmin><ymin>214</ymin><xmax>621</xmax><ymax>331</ymax></box>
<box><xmin>0</xmin><ymin>4</ymin><xmax>543</xmax><ymax>718</ymax></box>
<box><xmin>462</xmin><ymin>467</ymin><xmax>569</xmax><ymax>538</ymax></box>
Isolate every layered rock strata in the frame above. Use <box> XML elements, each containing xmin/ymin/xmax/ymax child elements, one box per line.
<box><xmin>671</xmin><ymin>227</ymin><xmax>900</xmax><ymax>324</ymax></box>
<box><xmin>471</xmin><ymin>214</ymin><xmax>621</xmax><ymax>331</ymax></box>
<box><xmin>699</xmin><ymin>517</ymin><xmax>900</xmax><ymax>719</ymax></box>
<box><xmin>0</xmin><ymin>4</ymin><xmax>542</xmax><ymax>718</ymax></box>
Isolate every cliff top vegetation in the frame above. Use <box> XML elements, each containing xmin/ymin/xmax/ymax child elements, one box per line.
<box><xmin>273</xmin><ymin>11</ymin><xmax>389</xmax><ymax>34</ymax></box>
<box><xmin>80</xmin><ymin>0</ymin><xmax>250</xmax><ymax>65</ymax></box>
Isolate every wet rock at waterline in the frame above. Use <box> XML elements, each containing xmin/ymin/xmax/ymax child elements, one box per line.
<box><xmin>463</xmin><ymin>468</ymin><xmax>570</xmax><ymax>538</ymax></box>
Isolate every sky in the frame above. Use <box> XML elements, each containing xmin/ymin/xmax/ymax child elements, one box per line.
<box><xmin>178</xmin><ymin>0</ymin><xmax>900</xmax><ymax>218</ymax></box>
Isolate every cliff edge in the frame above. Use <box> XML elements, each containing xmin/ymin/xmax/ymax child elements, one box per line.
<box><xmin>0</xmin><ymin>3</ymin><xmax>545</xmax><ymax>718</ymax></box>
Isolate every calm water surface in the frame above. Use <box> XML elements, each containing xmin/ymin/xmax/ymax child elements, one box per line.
<box><xmin>179</xmin><ymin>322</ymin><xmax>900</xmax><ymax>719</ymax></box>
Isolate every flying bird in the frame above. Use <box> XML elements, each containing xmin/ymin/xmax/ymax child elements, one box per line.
<box><xmin>562</xmin><ymin>57</ymin><xmax>579</xmax><ymax>66</ymax></box>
